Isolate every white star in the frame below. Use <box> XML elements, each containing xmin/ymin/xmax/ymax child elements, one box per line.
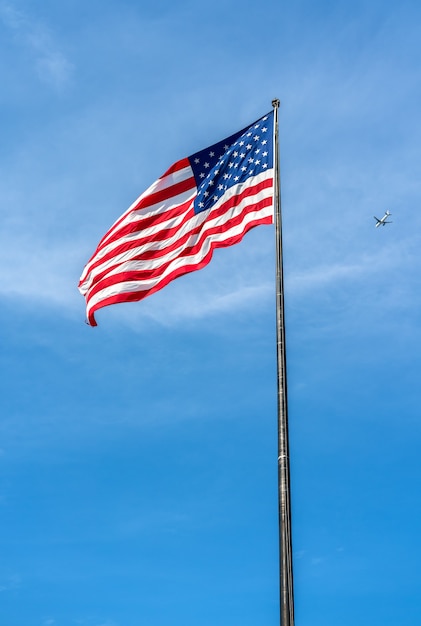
<box><xmin>223</xmin><ymin>144</ymin><xmax>229</xmax><ymax>150</ymax></box>
<box><xmin>209</xmin><ymin>180</ymin><xmax>214</xmax><ymax>186</ymax></box>
<box><xmin>262</xmin><ymin>151</ymin><xmax>268</xmax><ymax>156</ymax></box>
<box><xmin>262</xmin><ymin>163</ymin><xmax>268</xmax><ymax>169</ymax></box>
<box><xmin>204</xmin><ymin>162</ymin><xmax>210</xmax><ymax>168</ymax></box>
<box><xmin>223</xmin><ymin>173</ymin><xmax>229</xmax><ymax>179</ymax></box>
<box><xmin>233</xmin><ymin>151</ymin><xmax>238</xmax><ymax>157</ymax></box>
<box><xmin>262</xmin><ymin>126</ymin><xmax>267</xmax><ymax>132</ymax></box>
<box><xmin>228</xmin><ymin>162</ymin><xmax>234</xmax><ymax>168</ymax></box>
<box><xmin>255</xmin><ymin>159</ymin><xmax>261</xmax><ymax>165</ymax></box>
<box><xmin>234</xmin><ymin>176</ymin><xmax>239</xmax><ymax>181</ymax></box>
<box><xmin>261</xmin><ymin>140</ymin><xmax>267</xmax><ymax>145</ymax></box>
<box><xmin>204</xmin><ymin>191</ymin><xmax>209</xmax><ymax>197</ymax></box>
<box><xmin>209</xmin><ymin>151</ymin><xmax>215</xmax><ymax>157</ymax></box>
<box><xmin>198</xmin><ymin>201</ymin><xmax>204</xmax><ymax>208</ymax></box>
<box><xmin>199</xmin><ymin>173</ymin><xmax>205</xmax><ymax>178</ymax></box>
<box><xmin>253</xmin><ymin>135</ymin><xmax>260</xmax><ymax>141</ymax></box>
<box><xmin>246</xmin><ymin>144</ymin><xmax>252</xmax><ymax>150</ymax></box>
<box><xmin>240</xmin><ymin>152</ymin><xmax>246</xmax><ymax>158</ymax></box>
<box><xmin>239</xmin><ymin>141</ymin><xmax>245</xmax><ymax>146</ymax></box>
<box><xmin>248</xmin><ymin>158</ymin><xmax>254</xmax><ymax>164</ymax></box>
<box><xmin>246</xmin><ymin>132</ymin><xmax>252</xmax><ymax>137</ymax></box>
<box><xmin>213</xmin><ymin>195</ymin><xmax>218</xmax><ymax>202</ymax></box>
<box><xmin>218</xmin><ymin>184</ymin><xmax>224</xmax><ymax>190</ymax></box>
<box><xmin>194</xmin><ymin>158</ymin><xmax>200</xmax><ymax>164</ymax></box>
<box><xmin>241</xmin><ymin>166</ymin><xmax>247</xmax><ymax>172</ymax></box>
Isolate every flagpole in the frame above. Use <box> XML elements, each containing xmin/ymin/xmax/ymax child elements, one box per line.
<box><xmin>272</xmin><ymin>98</ymin><xmax>294</xmax><ymax>626</ymax></box>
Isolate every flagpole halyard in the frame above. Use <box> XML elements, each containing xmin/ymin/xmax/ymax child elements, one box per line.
<box><xmin>272</xmin><ymin>98</ymin><xmax>295</xmax><ymax>626</ymax></box>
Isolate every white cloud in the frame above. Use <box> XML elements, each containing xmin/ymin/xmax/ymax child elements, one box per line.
<box><xmin>0</xmin><ymin>0</ymin><xmax>419</xmax><ymax>333</ymax></box>
<box><xmin>0</xmin><ymin>231</ymin><xmax>82</xmax><ymax>312</ymax></box>
<box><xmin>109</xmin><ymin>280</ymin><xmax>274</xmax><ymax>330</ymax></box>
<box><xmin>0</xmin><ymin>1</ymin><xmax>73</xmax><ymax>89</ymax></box>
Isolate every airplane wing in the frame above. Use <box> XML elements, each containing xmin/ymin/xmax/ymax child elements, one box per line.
<box><xmin>374</xmin><ymin>216</ymin><xmax>381</xmax><ymax>222</ymax></box>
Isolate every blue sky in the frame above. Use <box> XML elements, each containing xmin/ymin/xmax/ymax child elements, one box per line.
<box><xmin>1</xmin><ymin>0</ymin><xmax>421</xmax><ymax>625</ymax></box>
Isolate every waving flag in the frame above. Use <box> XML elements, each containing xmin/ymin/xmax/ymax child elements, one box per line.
<box><xmin>79</xmin><ymin>111</ymin><xmax>275</xmax><ymax>326</ymax></box>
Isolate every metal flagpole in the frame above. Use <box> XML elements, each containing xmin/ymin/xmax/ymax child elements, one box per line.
<box><xmin>272</xmin><ymin>98</ymin><xmax>295</xmax><ymax>626</ymax></box>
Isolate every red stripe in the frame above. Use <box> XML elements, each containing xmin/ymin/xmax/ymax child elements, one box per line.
<box><xmin>86</xmin><ymin>194</ymin><xmax>273</xmax><ymax>302</ymax></box>
<box><xmin>161</xmin><ymin>157</ymin><xmax>191</xmax><ymax>177</ymax></box>
<box><xmin>80</xmin><ymin>199</ymin><xmax>195</xmax><ymax>285</ymax></box>
<box><xmin>87</xmin><ymin>213</ymin><xmax>272</xmax><ymax>326</ymax></box>
<box><xmin>96</xmin><ymin>158</ymin><xmax>193</xmax><ymax>247</ymax></box>
<box><xmin>84</xmin><ymin>180</ymin><xmax>272</xmax><ymax>293</ymax></box>
<box><xmin>96</xmin><ymin>189</ymin><xmax>194</xmax><ymax>253</ymax></box>
<box><xmin>82</xmin><ymin>177</ymin><xmax>273</xmax><ymax>285</ymax></box>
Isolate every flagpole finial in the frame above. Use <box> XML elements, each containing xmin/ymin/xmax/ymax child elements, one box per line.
<box><xmin>272</xmin><ymin>98</ymin><xmax>280</xmax><ymax>109</ymax></box>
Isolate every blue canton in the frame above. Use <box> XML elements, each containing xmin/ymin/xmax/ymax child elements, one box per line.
<box><xmin>188</xmin><ymin>112</ymin><xmax>274</xmax><ymax>215</ymax></box>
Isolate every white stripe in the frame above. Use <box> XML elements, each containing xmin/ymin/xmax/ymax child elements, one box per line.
<box><xmin>81</xmin><ymin>169</ymin><xmax>272</xmax><ymax>288</ymax></box>
<box><xmin>79</xmin><ymin>186</ymin><xmax>196</xmax><ymax>287</ymax></box>
<box><xmin>86</xmin><ymin>201</ymin><xmax>273</xmax><ymax>311</ymax></box>
<box><xmin>80</xmin><ymin>173</ymin><xmax>273</xmax><ymax>294</ymax></box>
<box><xmin>99</xmin><ymin>164</ymin><xmax>193</xmax><ymax>247</ymax></box>
<box><xmin>103</xmin><ymin>185</ymin><xmax>273</xmax><ymax>276</ymax></box>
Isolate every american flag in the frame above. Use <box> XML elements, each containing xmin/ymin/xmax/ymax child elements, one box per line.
<box><xmin>79</xmin><ymin>111</ymin><xmax>275</xmax><ymax>326</ymax></box>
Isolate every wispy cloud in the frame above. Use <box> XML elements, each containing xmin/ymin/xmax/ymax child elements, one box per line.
<box><xmin>109</xmin><ymin>280</ymin><xmax>274</xmax><ymax>330</ymax></box>
<box><xmin>0</xmin><ymin>232</ymin><xmax>82</xmax><ymax>313</ymax></box>
<box><xmin>0</xmin><ymin>1</ymin><xmax>73</xmax><ymax>89</ymax></box>
<box><xmin>1</xmin><ymin>224</ymin><xmax>418</xmax><ymax>330</ymax></box>
<box><xmin>287</xmin><ymin>246</ymin><xmax>395</xmax><ymax>295</ymax></box>
<box><xmin>287</xmin><ymin>236</ymin><xmax>421</xmax><ymax>308</ymax></box>
<box><xmin>0</xmin><ymin>223</ymin><xmax>274</xmax><ymax>325</ymax></box>
<box><xmin>289</xmin><ymin>260</ymin><xmax>368</xmax><ymax>292</ymax></box>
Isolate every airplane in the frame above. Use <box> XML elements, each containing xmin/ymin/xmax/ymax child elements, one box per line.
<box><xmin>374</xmin><ymin>210</ymin><xmax>392</xmax><ymax>227</ymax></box>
